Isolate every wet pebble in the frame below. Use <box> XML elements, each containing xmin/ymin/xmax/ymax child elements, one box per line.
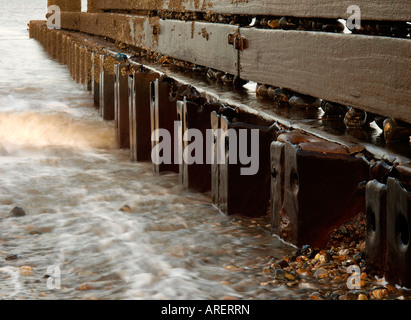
<box><xmin>344</xmin><ymin>108</ymin><xmax>368</xmax><ymax>128</ymax></box>
<box><xmin>274</xmin><ymin>268</ymin><xmax>297</xmax><ymax>282</ymax></box>
<box><xmin>8</xmin><ymin>206</ymin><xmax>26</xmax><ymax>218</ymax></box>
<box><xmin>353</xmin><ymin>252</ymin><xmax>365</xmax><ymax>263</ymax></box>
<box><xmin>77</xmin><ymin>284</ymin><xmax>95</xmax><ymax>291</ymax></box>
<box><xmin>119</xmin><ymin>205</ymin><xmax>132</xmax><ymax>213</ymax></box>
<box><xmin>372</xmin><ymin>288</ymin><xmax>388</xmax><ymax>300</ymax></box>
<box><xmin>256</xmin><ymin>84</ymin><xmax>269</xmax><ymax>97</ymax></box>
<box><xmin>358</xmin><ymin>293</ymin><xmax>368</xmax><ymax>300</ymax></box>
<box><xmin>273</xmin><ymin>259</ymin><xmax>289</xmax><ymax>269</ymax></box>
<box><xmin>320</xmin><ymin>100</ymin><xmax>349</xmax><ymax>117</ymax></box>
<box><xmin>288</xmin><ymin>94</ymin><xmax>320</xmax><ymax>109</ymax></box>
<box><xmin>20</xmin><ymin>266</ymin><xmax>33</xmax><ymax>276</ymax></box>
<box><xmin>5</xmin><ymin>254</ymin><xmax>23</xmax><ymax>261</ymax></box>
<box><xmin>298</xmin><ymin>245</ymin><xmax>317</xmax><ymax>259</ymax></box>
<box><xmin>314</xmin><ymin>268</ymin><xmax>328</xmax><ymax>279</ymax></box>
<box><xmin>309</xmin><ymin>292</ymin><xmax>324</xmax><ymax>300</ymax></box>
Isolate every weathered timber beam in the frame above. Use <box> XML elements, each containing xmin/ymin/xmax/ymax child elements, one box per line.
<box><xmin>239</xmin><ymin>29</ymin><xmax>411</xmax><ymax>124</ymax></box>
<box><xmin>94</xmin><ymin>0</ymin><xmax>411</xmax><ymax>21</ymax></box>
<box><xmin>60</xmin><ymin>12</ymin><xmax>159</xmax><ymax>51</ymax></box>
<box><xmin>47</xmin><ymin>0</ymin><xmax>81</xmax><ymax>12</ymax></box>
<box><xmin>157</xmin><ymin>20</ymin><xmax>239</xmax><ymax>75</ymax></box>
<box><xmin>33</xmin><ymin>17</ymin><xmax>411</xmax><ymax>124</ymax></box>
<box><xmin>60</xmin><ymin>14</ymin><xmax>239</xmax><ymax>75</ymax></box>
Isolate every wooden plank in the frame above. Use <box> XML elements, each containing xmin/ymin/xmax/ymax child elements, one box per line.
<box><xmin>60</xmin><ymin>12</ymin><xmax>159</xmax><ymax>51</ymax></box>
<box><xmin>94</xmin><ymin>0</ymin><xmax>411</xmax><ymax>21</ymax></box>
<box><xmin>60</xmin><ymin>14</ymin><xmax>238</xmax><ymax>74</ymax></box>
<box><xmin>157</xmin><ymin>20</ymin><xmax>239</xmax><ymax>75</ymax></box>
<box><xmin>239</xmin><ymin>28</ymin><xmax>411</xmax><ymax>123</ymax></box>
<box><xmin>47</xmin><ymin>0</ymin><xmax>81</xmax><ymax>12</ymax></box>
<box><xmin>87</xmin><ymin>0</ymin><xmax>102</xmax><ymax>13</ymax></box>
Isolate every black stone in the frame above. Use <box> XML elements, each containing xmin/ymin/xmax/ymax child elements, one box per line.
<box><xmin>8</xmin><ymin>206</ymin><xmax>26</xmax><ymax>218</ymax></box>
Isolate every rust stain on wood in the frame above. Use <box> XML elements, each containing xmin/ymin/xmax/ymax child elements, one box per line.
<box><xmin>201</xmin><ymin>27</ymin><xmax>209</xmax><ymax>40</ymax></box>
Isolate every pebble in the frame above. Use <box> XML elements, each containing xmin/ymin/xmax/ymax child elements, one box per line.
<box><xmin>274</xmin><ymin>259</ymin><xmax>289</xmax><ymax>269</ymax></box>
<box><xmin>76</xmin><ymin>284</ymin><xmax>95</xmax><ymax>291</ymax></box>
<box><xmin>314</xmin><ymin>268</ymin><xmax>328</xmax><ymax>279</ymax></box>
<box><xmin>8</xmin><ymin>206</ymin><xmax>26</xmax><ymax>218</ymax></box>
<box><xmin>309</xmin><ymin>293</ymin><xmax>323</xmax><ymax>300</ymax></box>
<box><xmin>299</xmin><ymin>245</ymin><xmax>317</xmax><ymax>259</ymax></box>
<box><xmin>274</xmin><ymin>268</ymin><xmax>297</xmax><ymax>282</ymax></box>
<box><xmin>29</xmin><ymin>229</ymin><xmax>42</xmax><ymax>235</ymax></box>
<box><xmin>20</xmin><ymin>266</ymin><xmax>33</xmax><ymax>276</ymax></box>
<box><xmin>386</xmin><ymin>284</ymin><xmax>397</xmax><ymax>293</ymax></box>
<box><xmin>5</xmin><ymin>254</ymin><xmax>22</xmax><ymax>261</ymax></box>
<box><xmin>256</xmin><ymin>84</ymin><xmax>269</xmax><ymax>97</ymax></box>
<box><xmin>224</xmin><ymin>265</ymin><xmax>243</xmax><ymax>272</ymax></box>
<box><xmin>372</xmin><ymin>289</ymin><xmax>388</xmax><ymax>300</ymax></box>
<box><xmin>353</xmin><ymin>252</ymin><xmax>365</xmax><ymax>263</ymax></box>
<box><xmin>358</xmin><ymin>293</ymin><xmax>368</xmax><ymax>300</ymax></box>
<box><xmin>338</xmin><ymin>248</ymin><xmax>350</xmax><ymax>256</ymax></box>
<box><xmin>288</xmin><ymin>95</ymin><xmax>320</xmax><ymax>109</ymax></box>
<box><xmin>119</xmin><ymin>205</ymin><xmax>132</xmax><ymax>213</ymax></box>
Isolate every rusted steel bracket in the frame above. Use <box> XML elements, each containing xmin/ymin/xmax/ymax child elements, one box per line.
<box><xmin>228</xmin><ymin>32</ymin><xmax>248</xmax><ymax>51</ymax></box>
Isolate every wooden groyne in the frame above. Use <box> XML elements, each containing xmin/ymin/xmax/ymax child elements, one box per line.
<box><xmin>30</xmin><ymin>0</ymin><xmax>411</xmax><ymax>289</ymax></box>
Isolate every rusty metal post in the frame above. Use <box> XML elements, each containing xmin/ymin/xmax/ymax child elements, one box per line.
<box><xmin>83</xmin><ymin>48</ymin><xmax>92</xmax><ymax>90</ymax></box>
<box><xmin>218</xmin><ymin>111</ymin><xmax>278</xmax><ymax>217</ymax></box>
<box><xmin>61</xmin><ymin>33</ymin><xmax>68</xmax><ymax>65</ymax></box>
<box><xmin>91</xmin><ymin>52</ymin><xmax>100</xmax><ymax>109</ymax></box>
<box><xmin>365</xmin><ymin>180</ymin><xmax>388</xmax><ymax>278</ymax></box>
<box><xmin>211</xmin><ymin>111</ymin><xmax>221</xmax><ymax>206</ymax></box>
<box><xmin>386</xmin><ymin>177</ymin><xmax>411</xmax><ymax>288</ymax></box>
<box><xmin>180</xmin><ymin>101</ymin><xmax>222</xmax><ymax>192</ymax></box>
<box><xmin>176</xmin><ymin>99</ymin><xmax>186</xmax><ymax>186</ymax></box>
<box><xmin>67</xmin><ymin>38</ymin><xmax>72</xmax><ymax>76</ymax></box>
<box><xmin>270</xmin><ymin>141</ymin><xmax>285</xmax><ymax>236</ymax></box>
<box><xmin>99</xmin><ymin>55</ymin><xmax>117</xmax><ymax>121</ymax></box>
<box><xmin>114</xmin><ymin>63</ymin><xmax>130</xmax><ymax>149</ymax></box>
<box><xmin>55</xmin><ymin>31</ymin><xmax>63</xmax><ymax>63</ymax></box>
<box><xmin>210</xmin><ymin>106</ymin><xmax>243</xmax><ymax>208</ymax></box>
<box><xmin>48</xmin><ymin>30</ymin><xmax>56</xmax><ymax>59</ymax></box>
<box><xmin>271</xmin><ymin>131</ymin><xmax>370</xmax><ymax>248</ymax></box>
<box><xmin>74</xmin><ymin>43</ymin><xmax>81</xmax><ymax>83</ymax></box>
<box><xmin>128</xmin><ymin>68</ymin><xmax>161</xmax><ymax>162</ymax></box>
<box><xmin>128</xmin><ymin>73</ymin><xmax>136</xmax><ymax>161</ymax></box>
<box><xmin>69</xmin><ymin>40</ymin><xmax>76</xmax><ymax>79</ymax></box>
<box><xmin>79</xmin><ymin>46</ymin><xmax>86</xmax><ymax>84</ymax></box>
<box><xmin>150</xmin><ymin>78</ymin><xmax>180</xmax><ymax>174</ymax></box>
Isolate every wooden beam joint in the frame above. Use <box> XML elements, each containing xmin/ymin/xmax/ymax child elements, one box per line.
<box><xmin>228</xmin><ymin>32</ymin><xmax>248</xmax><ymax>51</ymax></box>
